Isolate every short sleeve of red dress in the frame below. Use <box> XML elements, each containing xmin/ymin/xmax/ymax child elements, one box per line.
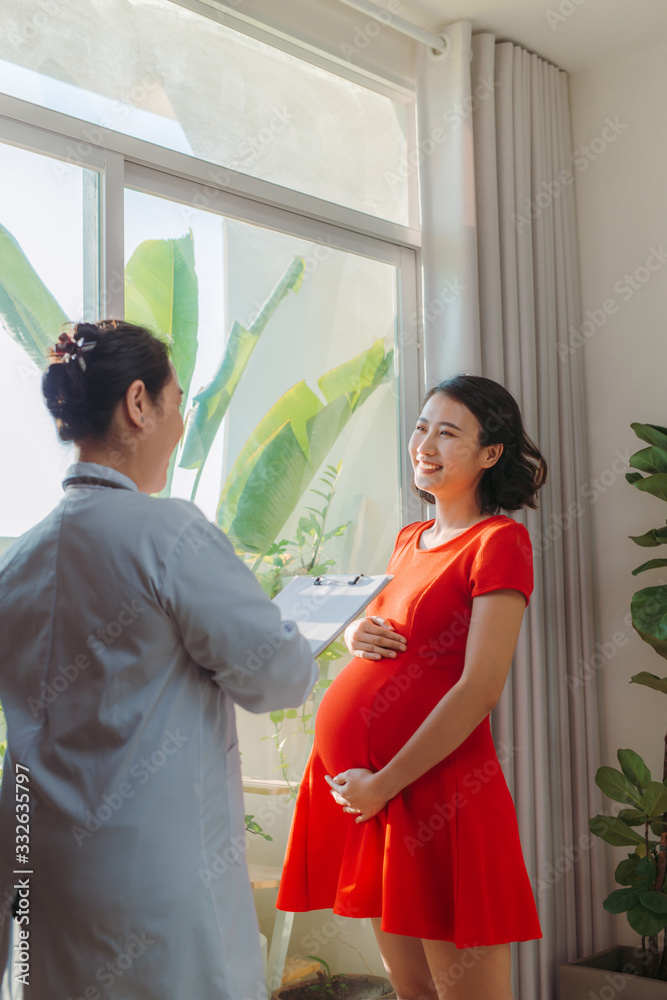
<box><xmin>469</xmin><ymin>519</ymin><xmax>534</xmax><ymax>606</ymax></box>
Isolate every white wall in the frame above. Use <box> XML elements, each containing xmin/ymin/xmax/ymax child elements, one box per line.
<box><xmin>569</xmin><ymin>41</ymin><xmax>667</xmax><ymax>947</ymax></box>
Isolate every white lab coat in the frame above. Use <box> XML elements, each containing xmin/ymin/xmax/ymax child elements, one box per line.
<box><xmin>0</xmin><ymin>461</ymin><xmax>317</xmax><ymax>1000</ymax></box>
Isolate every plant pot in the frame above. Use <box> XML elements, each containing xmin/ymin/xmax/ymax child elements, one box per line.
<box><xmin>272</xmin><ymin>972</ymin><xmax>395</xmax><ymax>999</ymax></box>
<box><xmin>560</xmin><ymin>945</ymin><xmax>667</xmax><ymax>999</ymax></box>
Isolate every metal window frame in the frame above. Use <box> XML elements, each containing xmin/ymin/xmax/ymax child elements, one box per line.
<box><xmin>0</xmin><ymin>95</ymin><xmax>424</xmax><ymax>523</ymax></box>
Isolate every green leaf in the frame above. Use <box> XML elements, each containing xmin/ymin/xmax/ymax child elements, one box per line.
<box><xmin>629</xmin><ymin>525</ymin><xmax>667</xmax><ymax>548</ymax></box>
<box><xmin>617</xmin><ymin>749</ymin><xmax>652</xmax><ymax>789</ymax></box>
<box><xmin>616</xmin><ymin>808</ymin><xmax>645</xmax><ymax>827</ymax></box>
<box><xmin>179</xmin><ymin>256</ymin><xmax>305</xmax><ymax>476</ymax></box>
<box><xmin>628</xmin><ymin>473</ymin><xmax>667</xmax><ymax>503</ymax></box>
<box><xmin>639</xmin><ymin>890</ymin><xmax>667</xmax><ymax>914</ymax></box>
<box><xmin>630</xmin><ymin>422</ymin><xmax>667</xmax><ymax>451</ymax></box>
<box><xmin>635</xmin><ymin>857</ymin><xmax>658</xmax><ymax>888</ymax></box>
<box><xmin>221</xmin><ymin>421</ymin><xmax>313</xmax><ymax>553</ymax></box>
<box><xmin>627</xmin><ymin>903</ymin><xmax>667</xmax><ymax>936</ymax></box>
<box><xmin>285</xmin><ymin>709</ymin><xmax>298</xmax><ymax>719</ymax></box>
<box><xmin>595</xmin><ymin>766</ymin><xmax>644</xmax><ymax>808</ymax></box>
<box><xmin>589</xmin><ymin>815</ymin><xmax>646</xmax><ymax>846</ymax></box>
<box><xmin>0</xmin><ymin>220</ymin><xmax>68</xmax><ymax>370</ymax></box>
<box><xmin>217</xmin><ymin>341</ymin><xmax>393</xmax><ymax>557</ymax></box>
<box><xmin>630</xmin><ymin>586</ymin><xmax>667</xmax><ymax>661</ymax></box>
<box><xmin>615</xmin><ymin>857</ymin><xmax>639</xmax><ymax>885</ymax></box>
<box><xmin>631</xmin><ymin>558</ymin><xmax>667</xmax><ymax>575</ymax></box>
<box><xmin>603</xmin><ymin>887</ymin><xmax>641</xmax><ymax>913</ymax></box>
<box><xmin>641</xmin><ymin>781</ymin><xmax>667</xmax><ymax>819</ymax></box>
<box><xmin>629</xmin><ymin>444</ymin><xmax>667</xmax><ymax>475</ymax></box>
<box><xmin>125</xmin><ymin>231</ymin><xmax>199</xmax><ymax>498</ymax></box>
<box><xmin>630</xmin><ymin>671</ymin><xmax>667</xmax><ymax>695</ymax></box>
<box><xmin>270</xmin><ymin>710</ymin><xmax>285</xmax><ymax>724</ymax></box>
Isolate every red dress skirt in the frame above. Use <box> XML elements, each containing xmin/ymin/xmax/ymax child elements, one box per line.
<box><xmin>275</xmin><ymin>515</ymin><xmax>543</xmax><ymax>947</ymax></box>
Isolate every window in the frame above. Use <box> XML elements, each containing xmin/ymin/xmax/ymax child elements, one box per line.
<box><xmin>1</xmin><ymin>0</ymin><xmax>410</xmax><ymax>223</ymax></box>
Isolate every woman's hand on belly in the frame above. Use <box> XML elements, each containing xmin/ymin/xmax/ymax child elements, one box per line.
<box><xmin>325</xmin><ymin>768</ymin><xmax>389</xmax><ymax>823</ymax></box>
<box><xmin>344</xmin><ymin>616</ymin><xmax>407</xmax><ymax>661</ymax></box>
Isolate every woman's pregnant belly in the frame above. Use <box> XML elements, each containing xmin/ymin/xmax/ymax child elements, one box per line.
<box><xmin>313</xmin><ymin>651</ymin><xmax>460</xmax><ymax>775</ymax></box>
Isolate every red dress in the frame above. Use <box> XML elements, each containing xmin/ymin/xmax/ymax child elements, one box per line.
<box><xmin>275</xmin><ymin>514</ymin><xmax>542</xmax><ymax>947</ymax></box>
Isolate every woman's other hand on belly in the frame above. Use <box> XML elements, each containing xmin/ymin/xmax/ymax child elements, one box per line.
<box><xmin>344</xmin><ymin>616</ymin><xmax>407</xmax><ymax>661</ymax></box>
<box><xmin>325</xmin><ymin>768</ymin><xmax>390</xmax><ymax>823</ymax></box>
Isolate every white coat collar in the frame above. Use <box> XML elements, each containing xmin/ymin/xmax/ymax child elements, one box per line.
<box><xmin>63</xmin><ymin>461</ymin><xmax>140</xmax><ymax>493</ymax></box>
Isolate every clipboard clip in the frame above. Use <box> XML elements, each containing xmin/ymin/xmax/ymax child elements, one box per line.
<box><xmin>313</xmin><ymin>574</ymin><xmax>365</xmax><ymax>586</ymax></box>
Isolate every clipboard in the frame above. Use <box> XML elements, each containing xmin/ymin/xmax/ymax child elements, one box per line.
<box><xmin>272</xmin><ymin>573</ymin><xmax>393</xmax><ymax>657</ymax></box>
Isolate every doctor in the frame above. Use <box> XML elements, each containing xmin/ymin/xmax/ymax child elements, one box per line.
<box><xmin>0</xmin><ymin>320</ymin><xmax>317</xmax><ymax>999</ymax></box>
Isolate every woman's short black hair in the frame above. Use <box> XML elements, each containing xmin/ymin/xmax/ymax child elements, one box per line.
<box><xmin>42</xmin><ymin>320</ymin><xmax>172</xmax><ymax>443</ymax></box>
<box><xmin>411</xmin><ymin>374</ymin><xmax>547</xmax><ymax>513</ymax></box>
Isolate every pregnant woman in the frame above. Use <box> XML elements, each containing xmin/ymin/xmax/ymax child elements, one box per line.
<box><xmin>276</xmin><ymin>374</ymin><xmax>548</xmax><ymax>1000</ymax></box>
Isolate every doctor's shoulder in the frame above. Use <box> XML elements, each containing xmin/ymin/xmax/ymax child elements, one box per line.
<box><xmin>146</xmin><ymin>496</ymin><xmax>234</xmax><ymax>560</ymax></box>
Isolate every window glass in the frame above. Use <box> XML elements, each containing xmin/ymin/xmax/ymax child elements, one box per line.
<box><xmin>0</xmin><ymin>0</ymin><xmax>409</xmax><ymax>223</ymax></box>
<box><xmin>124</xmin><ymin>187</ymin><xmax>401</xmax><ymax>600</ymax></box>
<box><xmin>0</xmin><ymin>142</ymin><xmax>95</xmax><ymax>536</ymax></box>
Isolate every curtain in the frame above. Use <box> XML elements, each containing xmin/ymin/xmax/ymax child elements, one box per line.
<box><xmin>416</xmin><ymin>22</ymin><xmax>612</xmax><ymax>1000</ymax></box>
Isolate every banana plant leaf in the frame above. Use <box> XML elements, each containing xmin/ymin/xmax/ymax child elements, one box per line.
<box><xmin>216</xmin><ymin>340</ymin><xmax>394</xmax><ymax>556</ymax></box>
<box><xmin>178</xmin><ymin>256</ymin><xmax>305</xmax><ymax>497</ymax></box>
<box><xmin>630</xmin><ymin>585</ymin><xmax>667</xmax><ymax>660</ymax></box>
<box><xmin>0</xmin><ymin>220</ymin><xmax>68</xmax><ymax>370</ymax></box>
<box><xmin>125</xmin><ymin>231</ymin><xmax>199</xmax><ymax>498</ymax></box>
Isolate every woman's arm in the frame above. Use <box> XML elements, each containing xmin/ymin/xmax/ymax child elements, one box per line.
<box><xmin>326</xmin><ymin>589</ymin><xmax>527</xmax><ymax>821</ymax></box>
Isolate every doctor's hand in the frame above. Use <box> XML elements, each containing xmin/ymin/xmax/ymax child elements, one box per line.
<box><xmin>325</xmin><ymin>768</ymin><xmax>389</xmax><ymax>823</ymax></box>
<box><xmin>343</xmin><ymin>616</ymin><xmax>407</xmax><ymax>661</ymax></box>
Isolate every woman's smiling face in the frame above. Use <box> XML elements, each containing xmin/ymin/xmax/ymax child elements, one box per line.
<box><xmin>409</xmin><ymin>392</ymin><xmax>500</xmax><ymax>499</ymax></box>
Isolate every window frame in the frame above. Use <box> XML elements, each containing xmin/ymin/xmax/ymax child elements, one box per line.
<box><xmin>0</xmin><ymin>86</ymin><xmax>424</xmax><ymax>525</ymax></box>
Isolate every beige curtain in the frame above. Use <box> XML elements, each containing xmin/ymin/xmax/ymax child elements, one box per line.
<box><xmin>416</xmin><ymin>22</ymin><xmax>612</xmax><ymax>1000</ymax></box>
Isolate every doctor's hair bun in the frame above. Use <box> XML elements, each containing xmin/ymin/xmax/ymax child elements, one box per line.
<box><xmin>42</xmin><ymin>320</ymin><xmax>172</xmax><ymax>443</ymax></box>
<box><xmin>412</xmin><ymin>373</ymin><xmax>548</xmax><ymax>513</ymax></box>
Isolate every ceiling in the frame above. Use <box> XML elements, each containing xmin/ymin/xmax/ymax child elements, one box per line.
<box><xmin>369</xmin><ymin>0</ymin><xmax>667</xmax><ymax>73</ymax></box>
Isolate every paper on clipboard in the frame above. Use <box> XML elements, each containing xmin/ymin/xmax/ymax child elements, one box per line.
<box><xmin>272</xmin><ymin>574</ymin><xmax>393</xmax><ymax>657</ymax></box>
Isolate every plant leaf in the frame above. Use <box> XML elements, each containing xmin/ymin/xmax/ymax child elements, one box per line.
<box><xmin>616</xmin><ymin>808</ymin><xmax>645</xmax><ymax>827</ymax></box>
<box><xmin>630</xmin><ymin>671</ymin><xmax>667</xmax><ymax>695</ymax></box>
<box><xmin>630</xmin><ymin>422</ymin><xmax>667</xmax><ymax>450</ymax></box>
<box><xmin>595</xmin><ymin>766</ymin><xmax>644</xmax><ymax>808</ymax></box>
<box><xmin>629</xmin><ymin>525</ymin><xmax>667</xmax><ymax>548</ymax></box>
<box><xmin>125</xmin><ymin>231</ymin><xmax>199</xmax><ymax>498</ymax></box>
<box><xmin>217</xmin><ymin>341</ymin><xmax>393</xmax><ymax>557</ymax></box>
<box><xmin>640</xmin><ymin>781</ymin><xmax>667</xmax><ymax>819</ymax></box>
<box><xmin>629</xmin><ymin>444</ymin><xmax>667</xmax><ymax>475</ymax></box>
<box><xmin>630</xmin><ymin>586</ymin><xmax>667</xmax><ymax>661</ymax></box>
<box><xmin>589</xmin><ymin>815</ymin><xmax>646</xmax><ymax>846</ymax></box>
<box><xmin>617</xmin><ymin>749</ymin><xmax>652</xmax><ymax>789</ymax></box>
<box><xmin>639</xmin><ymin>890</ymin><xmax>667</xmax><ymax>914</ymax></box>
<box><xmin>631</xmin><ymin>558</ymin><xmax>667</xmax><ymax>575</ymax></box>
<box><xmin>628</xmin><ymin>473</ymin><xmax>667</xmax><ymax>503</ymax></box>
<box><xmin>179</xmin><ymin>256</ymin><xmax>305</xmax><ymax>475</ymax></box>
<box><xmin>603</xmin><ymin>887</ymin><xmax>642</xmax><ymax>913</ymax></box>
<box><xmin>615</xmin><ymin>857</ymin><xmax>639</xmax><ymax>885</ymax></box>
<box><xmin>627</xmin><ymin>903</ymin><xmax>667</xmax><ymax>936</ymax></box>
<box><xmin>0</xmin><ymin>220</ymin><xmax>68</xmax><ymax>370</ymax></box>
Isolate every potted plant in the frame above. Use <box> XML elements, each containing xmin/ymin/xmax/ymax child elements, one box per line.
<box><xmin>560</xmin><ymin>422</ymin><xmax>667</xmax><ymax>998</ymax></box>
<box><xmin>271</xmin><ymin>956</ymin><xmax>394</xmax><ymax>1000</ymax></box>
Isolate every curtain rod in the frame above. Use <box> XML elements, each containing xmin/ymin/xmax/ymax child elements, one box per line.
<box><xmin>337</xmin><ymin>0</ymin><xmax>450</xmax><ymax>54</ymax></box>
